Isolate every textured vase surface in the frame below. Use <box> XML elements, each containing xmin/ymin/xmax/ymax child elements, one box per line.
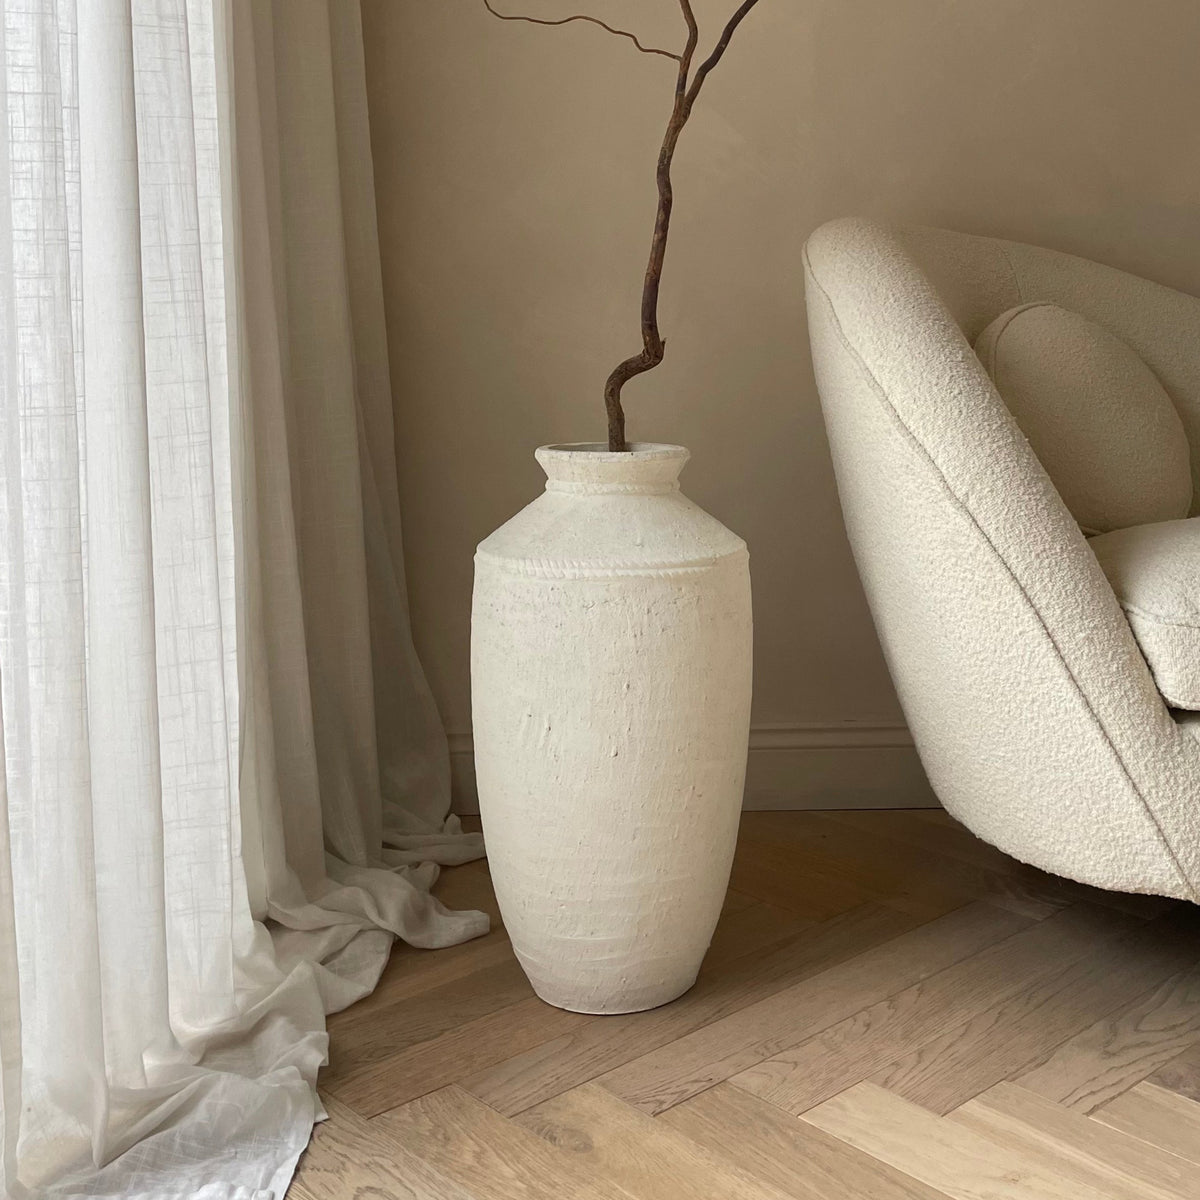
<box><xmin>471</xmin><ymin>442</ymin><xmax>752</xmax><ymax>1014</ymax></box>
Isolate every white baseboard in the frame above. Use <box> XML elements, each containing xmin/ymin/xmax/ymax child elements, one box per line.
<box><xmin>448</xmin><ymin>722</ymin><xmax>938</xmax><ymax>814</ymax></box>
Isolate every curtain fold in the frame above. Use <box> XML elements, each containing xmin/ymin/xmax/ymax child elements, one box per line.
<box><xmin>0</xmin><ymin>1</ymin><xmax>485</xmax><ymax>1195</ymax></box>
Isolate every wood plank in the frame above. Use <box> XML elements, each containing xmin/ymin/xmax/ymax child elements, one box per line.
<box><xmin>515</xmin><ymin>1082</ymin><xmax>796</xmax><ymax>1200</ymax></box>
<box><xmin>818</xmin><ymin>811</ymin><xmax>1180</xmax><ymax>918</ymax></box>
<box><xmin>325</xmin><ymin>995</ymin><xmax>589</xmax><ymax>1117</ymax></box>
<box><xmin>802</xmin><ymin>1082</ymin><xmax>1113</xmax><ymax>1200</ymax></box>
<box><xmin>461</xmin><ymin>900</ymin><xmax>932</xmax><ymax>1116</ymax></box>
<box><xmin>821</xmin><ymin>808</ymin><xmax>1034</xmax><ymax>875</ymax></box>
<box><xmin>1147</xmin><ymin>1039</ymin><xmax>1200</xmax><ymax>1103</ymax></box>
<box><xmin>913</xmin><ymin>808</ymin><xmax>958</xmax><ymax>828</ymax></box>
<box><xmin>661</xmin><ymin>1082</ymin><xmax>953</xmax><ymax>1200</ymax></box>
<box><xmin>728</xmin><ymin>833</ymin><xmax>886</xmax><ymax>920</ymax></box>
<box><xmin>949</xmin><ymin>1081</ymin><xmax>1200</xmax><ymax>1200</ymax></box>
<box><xmin>598</xmin><ymin>901</ymin><xmax>1034</xmax><ymax>1115</ymax></box>
<box><xmin>374</xmin><ymin>1085</ymin><xmax>631</xmax><ymax>1200</ymax></box>
<box><xmin>334</xmin><ymin>930</ymin><xmax>516</xmax><ymax>1020</ymax></box>
<box><xmin>1093</xmin><ymin>1081</ymin><xmax>1200</xmax><ymax>1166</ymax></box>
<box><xmin>870</xmin><ymin>906</ymin><xmax>1200</xmax><ymax>1114</ymax></box>
<box><xmin>733</xmin><ymin>812</ymin><xmax>982</xmax><ymax>918</ymax></box>
<box><xmin>289</xmin><ymin>1093</ymin><xmax>473</xmax><ymax>1200</ymax></box>
<box><xmin>731</xmin><ymin>903</ymin><xmax>1140</xmax><ymax>1114</ymax></box>
<box><xmin>1015</xmin><ymin>961</ymin><xmax>1200</xmax><ymax>1112</ymax></box>
<box><xmin>702</xmin><ymin>899</ymin><xmax>814</xmax><ymax>969</ymax></box>
<box><xmin>750</xmin><ymin>810</ymin><xmax>1173</xmax><ymax>919</ymax></box>
<box><xmin>740</xmin><ymin>811</ymin><xmax>1076</xmax><ymax>920</ymax></box>
<box><xmin>722</xmin><ymin>887</ymin><xmax>761</xmax><ymax>915</ymax></box>
<box><xmin>323</xmin><ymin>956</ymin><xmax>534</xmax><ymax>1085</ymax></box>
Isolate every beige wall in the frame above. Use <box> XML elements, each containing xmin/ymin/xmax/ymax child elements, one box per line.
<box><xmin>361</xmin><ymin>0</ymin><xmax>1200</xmax><ymax>803</ymax></box>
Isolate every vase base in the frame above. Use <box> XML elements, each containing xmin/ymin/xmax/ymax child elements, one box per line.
<box><xmin>527</xmin><ymin>970</ymin><xmax>701</xmax><ymax>1015</ymax></box>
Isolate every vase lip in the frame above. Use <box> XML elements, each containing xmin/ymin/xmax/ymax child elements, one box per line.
<box><xmin>537</xmin><ymin>441</ymin><xmax>688</xmax><ymax>459</ymax></box>
<box><xmin>535</xmin><ymin>442</ymin><xmax>690</xmax><ymax>491</ymax></box>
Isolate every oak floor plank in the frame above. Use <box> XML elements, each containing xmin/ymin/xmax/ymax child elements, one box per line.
<box><xmin>323</xmin><ymin>956</ymin><xmax>534</xmax><ymax>1086</ymax></box>
<box><xmin>730</xmin><ymin>903</ymin><xmax>1137</xmax><ymax>1114</ymax></box>
<box><xmin>734</xmin><ymin>813</ymin><xmax>985</xmax><ymax>918</ymax></box>
<box><xmin>460</xmin><ymin>900</ymin><xmax>927</xmax><ymax>1116</ymax></box>
<box><xmin>515</xmin><ymin>1081</ymin><xmax>797</xmax><ymax>1200</ymax></box>
<box><xmin>741</xmin><ymin>811</ymin><xmax>1079</xmax><ymax>920</ymax></box>
<box><xmin>338</xmin><ymin>930</ymin><xmax>516</xmax><ymax>1021</ymax></box>
<box><xmin>1146</xmin><ymin>1038</ymin><xmax>1200</xmax><ymax>1103</ymax></box>
<box><xmin>1092</xmin><ymin>1081</ymin><xmax>1200</xmax><ymax>1166</ymax></box>
<box><xmin>374</xmin><ymin>1085</ymin><xmax>631</xmax><ymax>1200</ymax></box>
<box><xmin>661</xmin><ymin>1082</ymin><xmax>953</xmax><ymax>1200</ymax></box>
<box><xmin>700</xmin><ymin>898</ymin><xmax>814</xmax><ymax>970</ymax></box>
<box><xmin>912</xmin><ymin>808</ymin><xmax>958</xmax><ymax>827</ymax></box>
<box><xmin>816</xmin><ymin>812</ymin><xmax>1179</xmax><ymax>919</ymax></box>
<box><xmin>325</xmin><ymin>995</ymin><xmax>589</xmax><ymax>1117</ymax></box>
<box><xmin>597</xmin><ymin>900</ymin><xmax>1034</xmax><ymax>1115</ymax></box>
<box><xmin>755</xmin><ymin>810</ymin><xmax>1177</xmax><ymax>920</ymax></box>
<box><xmin>289</xmin><ymin>1093</ymin><xmax>474</xmax><ymax>1200</ymax></box>
<box><xmin>820</xmin><ymin>808</ymin><xmax>1035</xmax><ymax>876</ymax></box>
<box><xmin>722</xmin><ymin>887</ymin><xmax>761</xmax><ymax>915</ymax></box>
<box><xmin>727</xmin><ymin>833</ymin><xmax>887</xmax><ymax>920</ymax></box>
<box><xmin>1014</xmin><ymin>961</ymin><xmax>1200</xmax><ymax>1112</ymax></box>
<box><xmin>802</xmin><ymin>1082</ymin><xmax>1114</xmax><ymax>1200</ymax></box>
<box><xmin>870</xmin><ymin>906</ymin><xmax>1200</xmax><ymax>1114</ymax></box>
<box><xmin>948</xmin><ymin>1081</ymin><xmax>1200</xmax><ymax>1200</ymax></box>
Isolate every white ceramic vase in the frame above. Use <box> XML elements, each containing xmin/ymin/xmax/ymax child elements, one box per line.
<box><xmin>471</xmin><ymin>442</ymin><xmax>752</xmax><ymax>1014</ymax></box>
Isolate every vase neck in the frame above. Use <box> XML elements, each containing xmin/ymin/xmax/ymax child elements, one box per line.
<box><xmin>535</xmin><ymin>443</ymin><xmax>689</xmax><ymax>495</ymax></box>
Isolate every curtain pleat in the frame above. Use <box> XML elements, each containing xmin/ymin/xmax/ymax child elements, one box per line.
<box><xmin>0</xmin><ymin>1</ymin><xmax>486</xmax><ymax>1194</ymax></box>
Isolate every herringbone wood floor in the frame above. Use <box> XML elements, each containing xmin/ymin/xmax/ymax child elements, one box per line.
<box><xmin>290</xmin><ymin>810</ymin><xmax>1200</xmax><ymax>1199</ymax></box>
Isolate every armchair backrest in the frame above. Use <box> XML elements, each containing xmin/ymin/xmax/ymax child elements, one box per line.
<box><xmin>896</xmin><ymin>223</ymin><xmax>1200</xmax><ymax>510</ymax></box>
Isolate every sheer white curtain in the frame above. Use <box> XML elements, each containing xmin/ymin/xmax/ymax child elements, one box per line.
<box><xmin>0</xmin><ymin>1</ymin><xmax>484</xmax><ymax>1196</ymax></box>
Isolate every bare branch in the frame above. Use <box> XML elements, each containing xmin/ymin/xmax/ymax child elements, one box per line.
<box><xmin>685</xmin><ymin>0</ymin><xmax>764</xmax><ymax>107</ymax></box>
<box><xmin>482</xmin><ymin>0</ymin><xmax>682</xmax><ymax>61</ymax></box>
<box><xmin>487</xmin><ymin>0</ymin><xmax>763</xmax><ymax>450</ymax></box>
<box><xmin>678</xmin><ymin>0</ymin><xmax>700</xmax><ymax>71</ymax></box>
<box><xmin>608</xmin><ymin>0</ymin><xmax>765</xmax><ymax>452</ymax></box>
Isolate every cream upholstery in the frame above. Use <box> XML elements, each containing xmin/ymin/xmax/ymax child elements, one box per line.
<box><xmin>974</xmin><ymin>302</ymin><xmax>1192</xmax><ymax>535</ymax></box>
<box><xmin>804</xmin><ymin>218</ymin><xmax>1200</xmax><ymax>900</ymax></box>
<box><xmin>1091</xmin><ymin>518</ymin><xmax>1200</xmax><ymax>711</ymax></box>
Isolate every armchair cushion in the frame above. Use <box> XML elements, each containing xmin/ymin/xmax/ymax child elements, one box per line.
<box><xmin>975</xmin><ymin>302</ymin><xmax>1192</xmax><ymax>535</ymax></box>
<box><xmin>1090</xmin><ymin>517</ymin><xmax>1200</xmax><ymax>709</ymax></box>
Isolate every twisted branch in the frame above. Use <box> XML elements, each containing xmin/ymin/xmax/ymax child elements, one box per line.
<box><xmin>602</xmin><ymin>0</ymin><xmax>763</xmax><ymax>449</ymax></box>
<box><xmin>686</xmin><ymin>0</ymin><xmax>763</xmax><ymax>106</ymax></box>
<box><xmin>482</xmin><ymin>0</ymin><xmax>682</xmax><ymax>60</ymax></box>
<box><xmin>484</xmin><ymin>0</ymin><xmax>765</xmax><ymax>450</ymax></box>
<box><xmin>601</xmin><ymin>0</ymin><xmax>698</xmax><ymax>451</ymax></box>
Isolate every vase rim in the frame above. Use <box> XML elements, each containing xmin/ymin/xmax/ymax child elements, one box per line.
<box><xmin>537</xmin><ymin>442</ymin><xmax>688</xmax><ymax>460</ymax></box>
<box><xmin>535</xmin><ymin>442</ymin><xmax>690</xmax><ymax>491</ymax></box>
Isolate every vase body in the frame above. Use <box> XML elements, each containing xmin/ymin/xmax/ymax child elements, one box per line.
<box><xmin>471</xmin><ymin>443</ymin><xmax>752</xmax><ymax>1014</ymax></box>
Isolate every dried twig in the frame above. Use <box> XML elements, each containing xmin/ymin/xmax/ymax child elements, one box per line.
<box><xmin>686</xmin><ymin>0</ymin><xmax>763</xmax><ymax>106</ymax></box>
<box><xmin>482</xmin><ymin>0</ymin><xmax>682</xmax><ymax>61</ymax></box>
<box><xmin>484</xmin><ymin>0</ymin><xmax>765</xmax><ymax>450</ymax></box>
<box><xmin>601</xmin><ymin>0</ymin><xmax>699</xmax><ymax>451</ymax></box>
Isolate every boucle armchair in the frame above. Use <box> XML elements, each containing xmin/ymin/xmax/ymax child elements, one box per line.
<box><xmin>804</xmin><ymin>218</ymin><xmax>1200</xmax><ymax>900</ymax></box>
